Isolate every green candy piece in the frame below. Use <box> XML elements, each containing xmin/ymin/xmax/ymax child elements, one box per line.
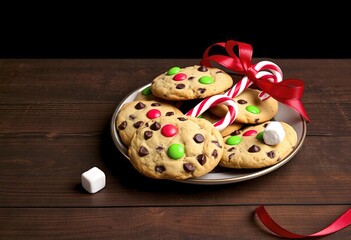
<box><xmin>199</xmin><ymin>76</ymin><xmax>214</xmax><ymax>84</ymax></box>
<box><xmin>141</xmin><ymin>86</ymin><xmax>152</xmax><ymax>96</ymax></box>
<box><xmin>197</xmin><ymin>113</ymin><xmax>204</xmax><ymax>118</ymax></box>
<box><xmin>225</xmin><ymin>136</ymin><xmax>242</xmax><ymax>145</ymax></box>
<box><xmin>256</xmin><ymin>131</ymin><xmax>264</xmax><ymax>140</ymax></box>
<box><xmin>167</xmin><ymin>67</ymin><xmax>181</xmax><ymax>76</ymax></box>
<box><xmin>246</xmin><ymin>105</ymin><xmax>261</xmax><ymax>114</ymax></box>
<box><xmin>167</xmin><ymin>143</ymin><xmax>185</xmax><ymax>159</ymax></box>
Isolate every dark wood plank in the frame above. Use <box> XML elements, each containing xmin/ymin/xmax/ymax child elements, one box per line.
<box><xmin>0</xmin><ymin>59</ymin><xmax>197</xmax><ymax>104</ymax></box>
<box><xmin>1</xmin><ymin>59</ymin><xmax>350</xmax><ymax>104</ymax></box>
<box><xmin>305</xmin><ymin>103</ymin><xmax>351</xmax><ymax>136</ymax></box>
<box><xmin>0</xmin><ymin>103</ymin><xmax>116</xmax><ymax>135</ymax></box>
<box><xmin>0</xmin><ymin>205</ymin><xmax>349</xmax><ymax>239</ymax></box>
<box><xmin>0</xmin><ymin>136</ymin><xmax>350</xmax><ymax>206</ymax></box>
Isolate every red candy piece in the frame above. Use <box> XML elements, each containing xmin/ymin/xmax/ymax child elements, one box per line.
<box><xmin>173</xmin><ymin>73</ymin><xmax>187</xmax><ymax>81</ymax></box>
<box><xmin>161</xmin><ymin>124</ymin><xmax>178</xmax><ymax>137</ymax></box>
<box><xmin>146</xmin><ymin>109</ymin><xmax>161</xmax><ymax>119</ymax></box>
<box><xmin>243</xmin><ymin>129</ymin><xmax>257</xmax><ymax>136</ymax></box>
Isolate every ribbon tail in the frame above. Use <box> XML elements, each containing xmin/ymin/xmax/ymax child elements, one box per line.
<box><xmin>255</xmin><ymin>206</ymin><xmax>307</xmax><ymax>238</ymax></box>
<box><xmin>255</xmin><ymin>206</ymin><xmax>351</xmax><ymax>238</ymax></box>
<box><xmin>255</xmin><ymin>79</ymin><xmax>310</xmax><ymax>123</ymax></box>
<box><xmin>276</xmin><ymin>97</ymin><xmax>310</xmax><ymax>123</ymax></box>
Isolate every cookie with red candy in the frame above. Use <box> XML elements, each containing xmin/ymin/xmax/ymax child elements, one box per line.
<box><xmin>116</xmin><ymin>100</ymin><xmax>183</xmax><ymax>146</ymax></box>
<box><xmin>220</xmin><ymin>121</ymin><xmax>297</xmax><ymax>169</ymax></box>
<box><xmin>128</xmin><ymin>115</ymin><xmax>224</xmax><ymax>180</ymax></box>
<box><xmin>150</xmin><ymin>65</ymin><xmax>233</xmax><ymax>101</ymax></box>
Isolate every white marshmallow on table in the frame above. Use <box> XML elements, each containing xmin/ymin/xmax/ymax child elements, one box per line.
<box><xmin>263</xmin><ymin>121</ymin><xmax>286</xmax><ymax>145</ymax></box>
<box><xmin>81</xmin><ymin>167</ymin><xmax>106</xmax><ymax>193</ymax></box>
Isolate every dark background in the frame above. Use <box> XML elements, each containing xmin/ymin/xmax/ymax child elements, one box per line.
<box><xmin>1</xmin><ymin>5</ymin><xmax>350</xmax><ymax>59</ymax></box>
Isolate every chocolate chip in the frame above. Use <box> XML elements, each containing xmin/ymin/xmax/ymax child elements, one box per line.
<box><xmin>264</xmin><ymin>123</ymin><xmax>268</xmax><ymax>128</ymax></box>
<box><xmin>156</xmin><ymin>146</ymin><xmax>164</xmax><ymax>152</ymax></box>
<box><xmin>193</xmin><ymin>134</ymin><xmax>204</xmax><ymax>143</ymax></box>
<box><xmin>155</xmin><ymin>165</ymin><xmax>165</xmax><ymax>173</ymax></box>
<box><xmin>266</xmin><ymin>151</ymin><xmax>275</xmax><ymax>159</ymax></box>
<box><xmin>183</xmin><ymin>163</ymin><xmax>195</xmax><ymax>172</ymax></box>
<box><xmin>197</xmin><ymin>154</ymin><xmax>207</xmax><ymax>165</ymax></box>
<box><xmin>133</xmin><ymin>121</ymin><xmax>144</xmax><ymax>128</ymax></box>
<box><xmin>237</xmin><ymin>99</ymin><xmax>247</xmax><ymax>104</ymax></box>
<box><xmin>176</xmin><ymin>84</ymin><xmax>185</xmax><ymax>89</ymax></box>
<box><xmin>135</xmin><ymin>102</ymin><xmax>146</xmax><ymax>109</ymax></box>
<box><xmin>198</xmin><ymin>66</ymin><xmax>208</xmax><ymax>72</ymax></box>
<box><xmin>231</xmin><ymin>130</ymin><xmax>241</xmax><ymax>136</ymax></box>
<box><xmin>248</xmin><ymin>145</ymin><xmax>260</xmax><ymax>153</ymax></box>
<box><xmin>215</xmin><ymin>70</ymin><xmax>223</xmax><ymax>74</ymax></box>
<box><xmin>276</xmin><ymin>157</ymin><xmax>282</xmax><ymax>162</ymax></box>
<box><xmin>188</xmin><ymin>76</ymin><xmax>195</xmax><ymax>80</ymax></box>
<box><xmin>212</xmin><ymin>140</ymin><xmax>222</xmax><ymax>148</ymax></box>
<box><xmin>228</xmin><ymin>153</ymin><xmax>235</xmax><ymax>160</ymax></box>
<box><xmin>138</xmin><ymin>146</ymin><xmax>149</xmax><ymax>156</ymax></box>
<box><xmin>129</xmin><ymin>115</ymin><xmax>136</xmax><ymax>120</ymax></box>
<box><xmin>150</xmin><ymin>122</ymin><xmax>161</xmax><ymax>130</ymax></box>
<box><xmin>212</xmin><ymin>150</ymin><xmax>218</xmax><ymax>158</ymax></box>
<box><xmin>144</xmin><ymin>130</ymin><xmax>153</xmax><ymax>140</ymax></box>
<box><xmin>254</xmin><ymin>118</ymin><xmax>259</xmax><ymax>124</ymax></box>
<box><xmin>165</xmin><ymin>112</ymin><xmax>174</xmax><ymax>116</ymax></box>
<box><xmin>177</xmin><ymin>117</ymin><xmax>187</xmax><ymax>121</ymax></box>
<box><xmin>228</xmin><ymin>147</ymin><xmax>236</xmax><ymax>152</ymax></box>
<box><xmin>151</xmin><ymin>102</ymin><xmax>161</xmax><ymax>107</ymax></box>
<box><xmin>118</xmin><ymin>121</ymin><xmax>127</xmax><ymax>130</ymax></box>
<box><xmin>198</xmin><ymin>88</ymin><xmax>206</xmax><ymax>94</ymax></box>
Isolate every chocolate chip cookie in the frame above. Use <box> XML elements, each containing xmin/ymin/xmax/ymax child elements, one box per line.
<box><xmin>220</xmin><ymin>121</ymin><xmax>297</xmax><ymax>169</ymax></box>
<box><xmin>116</xmin><ymin>100</ymin><xmax>183</xmax><ymax>146</ymax></box>
<box><xmin>210</xmin><ymin>88</ymin><xmax>279</xmax><ymax>124</ymax></box>
<box><xmin>150</xmin><ymin>65</ymin><xmax>233</xmax><ymax>101</ymax></box>
<box><xmin>128</xmin><ymin>115</ymin><xmax>224</xmax><ymax>180</ymax></box>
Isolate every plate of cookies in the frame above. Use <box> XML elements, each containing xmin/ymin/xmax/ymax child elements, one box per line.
<box><xmin>111</xmin><ymin>65</ymin><xmax>307</xmax><ymax>185</ymax></box>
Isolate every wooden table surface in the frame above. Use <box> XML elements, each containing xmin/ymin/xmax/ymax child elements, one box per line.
<box><xmin>0</xmin><ymin>59</ymin><xmax>350</xmax><ymax>239</ymax></box>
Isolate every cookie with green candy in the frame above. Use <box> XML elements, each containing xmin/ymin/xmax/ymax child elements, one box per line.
<box><xmin>150</xmin><ymin>65</ymin><xmax>233</xmax><ymax>101</ymax></box>
<box><xmin>135</xmin><ymin>86</ymin><xmax>157</xmax><ymax>101</ymax></box>
<box><xmin>210</xmin><ymin>88</ymin><xmax>279</xmax><ymax>124</ymax></box>
<box><xmin>128</xmin><ymin>115</ymin><xmax>224</xmax><ymax>180</ymax></box>
<box><xmin>135</xmin><ymin>85</ymin><xmax>183</xmax><ymax>108</ymax></box>
<box><xmin>220</xmin><ymin>121</ymin><xmax>297</xmax><ymax>169</ymax></box>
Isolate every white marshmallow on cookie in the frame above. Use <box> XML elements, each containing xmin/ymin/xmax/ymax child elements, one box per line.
<box><xmin>263</xmin><ymin>121</ymin><xmax>286</xmax><ymax>145</ymax></box>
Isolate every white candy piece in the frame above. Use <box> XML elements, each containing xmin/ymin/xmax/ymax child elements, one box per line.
<box><xmin>81</xmin><ymin>167</ymin><xmax>106</xmax><ymax>194</ymax></box>
<box><xmin>263</xmin><ymin>121</ymin><xmax>286</xmax><ymax>145</ymax></box>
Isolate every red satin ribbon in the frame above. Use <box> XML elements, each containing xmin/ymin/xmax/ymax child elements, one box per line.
<box><xmin>201</xmin><ymin>40</ymin><xmax>311</xmax><ymax>122</ymax></box>
<box><xmin>255</xmin><ymin>206</ymin><xmax>351</xmax><ymax>238</ymax></box>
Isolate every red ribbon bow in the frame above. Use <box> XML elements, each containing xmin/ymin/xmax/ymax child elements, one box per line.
<box><xmin>201</xmin><ymin>40</ymin><xmax>310</xmax><ymax>122</ymax></box>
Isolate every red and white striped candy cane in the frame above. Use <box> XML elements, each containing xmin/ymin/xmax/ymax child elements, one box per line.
<box><xmin>185</xmin><ymin>61</ymin><xmax>282</xmax><ymax>131</ymax></box>
<box><xmin>185</xmin><ymin>95</ymin><xmax>238</xmax><ymax>131</ymax></box>
<box><xmin>225</xmin><ymin>60</ymin><xmax>283</xmax><ymax>100</ymax></box>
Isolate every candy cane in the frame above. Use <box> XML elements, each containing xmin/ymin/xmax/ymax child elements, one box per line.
<box><xmin>185</xmin><ymin>61</ymin><xmax>283</xmax><ymax>131</ymax></box>
<box><xmin>225</xmin><ymin>61</ymin><xmax>283</xmax><ymax>100</ymax></box>
<box><xmin>185</xmin><ymin>95</ymin><xmax>238</xmax><ymax>131</ymax></box>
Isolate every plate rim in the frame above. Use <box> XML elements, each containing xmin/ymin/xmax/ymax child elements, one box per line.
<box><xmin>110</xmin><ymin>84</ymin><xmax>307</xmax><ymax>185</ymax></box>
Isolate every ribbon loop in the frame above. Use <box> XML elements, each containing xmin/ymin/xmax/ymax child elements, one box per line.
<box><xmin>201</xmin><ymin>40</ymin><xmax>253</xmax><ymax>74</ymax></box>
<box><xmin>201</xmin><ymin>40</ymin><xmax>310</xmax><ymax>122</ymax></box>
